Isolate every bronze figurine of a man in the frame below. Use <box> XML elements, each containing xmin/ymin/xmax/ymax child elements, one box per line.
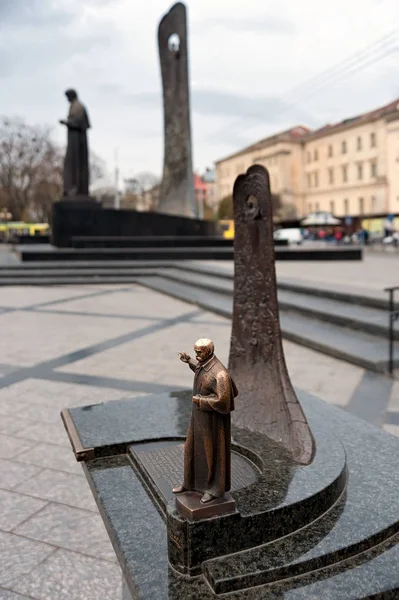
<box><xmin>59</xmin><ymin>89</ymin><xmax>91</xmax><ymax>197</ymax></box>
<box><xmin>173</xmin><ymin>339</ymin><xmax>238</xmax><ymax>504</ymax></box>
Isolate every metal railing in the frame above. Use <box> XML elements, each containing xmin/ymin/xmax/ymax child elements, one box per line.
<box><xmin>384</xmin><ymin>286</ymin><xmax>399</xmax><ymax>375</ymax></box>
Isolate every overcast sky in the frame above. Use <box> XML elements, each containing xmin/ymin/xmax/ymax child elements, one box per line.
<box><xmin>1</xmin><ymin>0</ymin><xmax>398</xmax><ymax>185</ymax></box>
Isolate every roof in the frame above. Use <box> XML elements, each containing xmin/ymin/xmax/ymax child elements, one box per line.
<box><xmin>305</xmin><ymin>99</ymin><xmax>399</xmax><ymax>141</ymax></box>
<box><xmin>215</xmin><ymin>126</ymin><xmax>310</xmax><ymax>164</ymax></box>
<box><xmin>194</xmin><ymin>173</ymin><xmax>207</xmax><ymax>191</ymax></box>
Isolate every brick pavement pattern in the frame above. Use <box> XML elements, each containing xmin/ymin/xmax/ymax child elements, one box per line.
<box><xmin>0</xmin><ymin>283</ymin><xmax>398</xmax><ymax>599</ymax></box>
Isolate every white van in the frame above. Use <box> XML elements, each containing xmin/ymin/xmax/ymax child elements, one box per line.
<box><xmin>273</xmin><ymin>228</ymin><xmax>303</xmax><ymax>245</ymax></box>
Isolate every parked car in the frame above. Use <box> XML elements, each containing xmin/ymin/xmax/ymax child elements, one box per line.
<box><xmin>273</xmin><ymin>228</ymin><xmax>303</xmax><ymax>245</ymax></box>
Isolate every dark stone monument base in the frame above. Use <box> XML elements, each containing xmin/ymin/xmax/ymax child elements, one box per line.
<box><xmin>51</xmin><ymin>197</ymin><xmax>102</xmax><ymax>247</ymax></box>
<box><xmin>175</xmin><ymin>492</ymin><xmax>236</xmax><ymax>520</ymax></box>
<box><xmin>61</xmin><ymin>390</ymin><xmax>399</xmax><ymax>597</ymax></box>
<box><xmin>18</xmin><ymin>244</ymin><xmax>362</xmax><ymax>262</ymax></box>
<box><xmin>51</xmin><ymin>200</ymin><xmax>218</xmax><ymax>248</ymax></box>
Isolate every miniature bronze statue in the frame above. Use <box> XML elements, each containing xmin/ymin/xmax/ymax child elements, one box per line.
<box><xmin>173</xmin><ymin>338</ymin><xmax>238</xmax><ymax>504</ymax></box>
<box><xmin>59</xmin><ymin>89</ymin><xmax>91</xmax><ymax>197</ymax></box>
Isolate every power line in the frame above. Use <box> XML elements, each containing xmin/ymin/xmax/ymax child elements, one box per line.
<box><xmin>203</xmin><ymin>28</ymin><xmax>398</xmax><ymax>143</ymax></box>
<box><xmin>241</xmin><ymin>34</ymin><xmax>399</xmax><ymax>135</ymax></box>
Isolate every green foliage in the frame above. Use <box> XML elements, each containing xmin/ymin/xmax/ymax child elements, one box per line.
<box><xmin>217</xmin><ymin>194</ymin><xmax>233</xmax><ymax>219</ymax></box>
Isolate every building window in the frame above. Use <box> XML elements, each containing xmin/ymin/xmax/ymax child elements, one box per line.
<box><xmin>371</xmin><ymin>195</ymin><xmax>376</xmax><ymax>212</ymax></box>
<box><xmin>344</xmin><ymin>198</ymin><xmax>349</xmax><ymax>214</ymax></box>
<box><xmin>314</xmin><ymin>172</ymin><xmax>319</xmax><ymax>187</ymax></box>
<box><xmin>357</xmin><ymin>136</ymin><xmax>362</xmax><ymax>151</ymax></box>
<box><xmin>307</xmin><ymin>152</ymin><xmax>311</xmax><ymax>163</ymax></box>
<box><xmin>357</xmin><ymin>163</ymin><xmax>363</xmax><ymax>180</ymax></box>
<box><xmin>342</xmin><ymin>165</ymin><xmax>348</xmax><ymax>182</ymax></box>
<box><xmin>328</xmin><ymin>145</ymin><xmax>333</xmax><ymax>158</ymax></box>
<box><xmin>342</xmin><ymin>140</ymin><xmax>347</xmax><ymax>154</ymax></box>
<box><xmin>330</xmin><ymin>200</ymin><xmax>335</xmax><ymax>214</ymax></box>
<box><xmin>370</xmin><ymin>132</ymin><xmax>376</xmax><ymax>147</ymax></box>
<box><xmin>328</xmin><ymin>168</ymin><xmax>334</xmax><ymax>185</ymax></box>
<box><xmin>359</xmin><ymin>197</ymin><xmax>364</xmax><ymax>214</ymax></box>
<box><xmin>307</xmin><ymin>173</ymin><xmax>311</xmax><ymax>188</ymax></box>
<box><xmin>370</xmin><ymin>162</ymin><xmax>377</xmax><ymax>178</ymax></box>
<box><xmin>314</xmin><ymin>149</ymin><xmax>319</xmax><ymax>161</ymax></box>
<box><xmin>315</xmin><ymin>202</ymin><xmax>320</xmax><ymax>211</ymax></box>
<box><xmin>308</xmin><ymin>202</ymin><xmax>312</xmax><ymax>212</ymax></box>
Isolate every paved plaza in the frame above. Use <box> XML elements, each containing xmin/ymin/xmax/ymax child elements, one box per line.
<box><xmin>0</xmin><ymin>282</ymin><xmax>398</xmax><ymax>599</ymax></box>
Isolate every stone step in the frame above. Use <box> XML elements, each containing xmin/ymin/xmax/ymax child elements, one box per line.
<box><xmin>173</xmin><ymin>262</ymin><xmax>396</xmax><ymax>310</ymax></box>
<box><xmin>148</xmin><ymin>268</ymin><xmax>397</xmax><ymax>340</ymax></box>
<box><xmin>138</xmin><ymin>275</ymin><xmax>399</xmax><ymax>373</ymax></box>
<box><xmin>17</xmin><ymin>245</ymin><xmax>235</xmax><ymax>262</ymax></box>
<box><xmin>0</xmin><ymin>275</ymin><xmax>146</xmax><ymax>286</ymax></box>
<box><xmin>16</xmin><ymin>244</ymin><xmax>362</xmax><ymax>263</ymax></box>
<box><xmin>0</xmin><ymin>259</ymin><xmax>172</xmax><ymax>271</ymax></box>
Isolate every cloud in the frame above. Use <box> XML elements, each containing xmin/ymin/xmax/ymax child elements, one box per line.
<box><xmin>125</xmin><ymin>88</ymin><xmax>312</xmax><ymax>125</ymax></box>
<box><xmin>0</xmin><ymin>0</ymin><xmax>74</xmax><ymax>28</ymax></box>
<box><xmin>195</xmin><ymin>14</ymin><xmax>296</xmax><ymax>35</ymax></box>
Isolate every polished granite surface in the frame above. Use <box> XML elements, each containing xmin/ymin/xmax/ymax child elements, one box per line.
<box><xmin>69</xmin><ymin>390</ymin><xmax>399</xmax><ymax>598</ymax></box>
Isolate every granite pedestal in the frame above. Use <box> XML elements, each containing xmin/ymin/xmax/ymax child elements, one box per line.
<box><xmin>51</xmin><ymin>200</ymin><xmax>218</xmax><ymax>248</ymax></box>
<box><xmin>62</xmin><ymin>390</ymin><xmax>399</xmax><ymax>599</ymax></box>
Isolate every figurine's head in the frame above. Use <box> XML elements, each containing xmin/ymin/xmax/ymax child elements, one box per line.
<box><xmin>194</xmin><ymin>338</ymin><xmax>214</xmax><ymax>362</ymax></box>
<box><xmin>65</xmin><ymin>89</ymin><xmax>78</xmax><ymax>103</ymax></box>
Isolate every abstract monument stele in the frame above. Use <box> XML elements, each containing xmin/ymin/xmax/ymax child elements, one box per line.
<box><xmin>157</xmin><ymin>2</ymin><xmax>196</xmax><ymax>217</ymax></box>
<box><xmin>229</xmin><ymin>164</ymin><xmax>316</xmax><ymax>465</ymax></box>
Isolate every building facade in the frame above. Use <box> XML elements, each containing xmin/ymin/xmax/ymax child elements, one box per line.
<box><xmin>215</xmin><ymin>100</ymin><xmax>399</xmax><ymax>219</ymax></box>
<box><xmin>194</xmin><ymin>168</ymin><xmax>217</xmax><ymax>216</ymax></box>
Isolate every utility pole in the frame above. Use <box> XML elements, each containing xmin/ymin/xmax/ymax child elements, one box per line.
<box><xmin>114</xmin><ymin>148</ymin><xmax>120</xmax><ymax>210</ymax></box>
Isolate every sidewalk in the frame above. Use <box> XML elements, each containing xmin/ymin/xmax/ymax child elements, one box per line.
<box><xmin>0</xmin><ymin>284</ymin><xmax>398</xmax><ymax>599</ymax></box>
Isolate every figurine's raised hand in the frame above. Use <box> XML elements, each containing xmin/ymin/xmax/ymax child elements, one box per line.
<box><xmin>178</xmin><ymin>352</ymin><xmax>191</xmax><ymax>363</ymax></box>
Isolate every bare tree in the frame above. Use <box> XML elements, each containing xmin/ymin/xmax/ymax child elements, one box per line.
<box><xmin>134</xmin><ymin>171</ymin><xmax>160</xmax><ymax>192</ymax></box>
<box><xmin>0</xmin><ymin>117</ymin><xmax>108</xmax><ymax>222</ymax></box>
<box><xmin>0</xmin><ymin>117</ymin><xmax>61</xmax><ymax>221</ymax></box>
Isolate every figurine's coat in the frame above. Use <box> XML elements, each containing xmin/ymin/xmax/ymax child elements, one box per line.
<box><xmin>183</xmin><ymin>354</ymin><xmax>237</xmax><ymax>498</ymax></box>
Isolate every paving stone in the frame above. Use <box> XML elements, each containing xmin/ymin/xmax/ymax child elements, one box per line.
<box><xmin>0</xmin><ymin>589</ymin><xmax>33</xmax><ymax>599</ymax></box>
<box><xmin>0</xmin><ymin>530</ymin><xmax>54</xmax><ymax>589</ymax></box>
<box><xmin>13</xmin><ymin>421</ymin><xmax>70</xmax><ymax>448</ymax></box>
<box><xmin>15</xmin><ymin>503</ymin><xmax>116</xmax><ymax>562</ymax></box>
<box><xmin>0</xmin><ymin>285</ymin><xmax>105</xmax><ymax>309</ymax></box>
<box><xmin>383</xmin><ymin>424</ymin><xmax>399</xmax><ymax>437</ymax></box>
<box><xmin>0</xmin><ymin>489</ymin><xmax>47</xmax><ymax>532</ymax></box>
<box><xmin>57</xmin><ymin>317</ymin><xmax>230</xmax><ymax>386</ymax></box>
<box><xmin>0</xmin><ymin>311</ymin><xmax>139</xmax><ymax>367</ymax></box>
<box><xmin>14</xmin><ymin>442</ymin><xmax>82</xmax><ymax>476</ymax></box>
<box><xmin>387</xmin><ymin>381</ymin><xmax>399</xmax><ymax>412</ymax></box>
<box><xmin>0</xmin><ymin>435</ymin><xmax>36</xmax><ymax>460</ymax></box>
<box><xmin>14</xmin><ymin>469</ymin><xmax>98</xmax><ymax>512</ymax></box>
<box><xmin>0</xmin><ymin>459</ymin><xmax>42</xmax><ymax>491</ymax></box>
<box><xmin>12</xmin><ymin>549</ymin><xmax>122</xmax><ymax>600</ymax></box>
<box><xmin>0</xmin><ymin>415</ymin><xmax>36</xmax><ymax>436</ymax></box>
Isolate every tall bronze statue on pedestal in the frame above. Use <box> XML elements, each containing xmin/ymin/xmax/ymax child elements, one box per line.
<box><xmin>59</xmin><ymin>89</ymin><xmax>91</xmax><ymax>197</ymax></box>
<box><xmin>173</xmin><ymin>338</ymin><xmax>238</xmax><ymax>505</ymax></box>
<box><xmin>229</xmin><ymin>165</ymin><xmax>316</xmax><ymax>465</ymax></box>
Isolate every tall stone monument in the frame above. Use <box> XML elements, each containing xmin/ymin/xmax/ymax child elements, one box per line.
<box><xmin>157</xmin><ymin>2</ymin><xmax>196</xmax><ymax>217</ymax></box>
<box><xmin>229</xmin><ymin>165</ymin><xmax>315</xmax><ymax>465</ymax></box>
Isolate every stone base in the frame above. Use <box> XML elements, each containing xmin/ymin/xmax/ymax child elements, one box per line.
<box><xmin>51</xmin><ymin>200</ymin><xmax>218</xmax><ymax>248</ymax></box>
<box><xmin>175</xmin><ymin>492</ymin><xmax>236</xmax><ymax>520</ymax></box>
<box><xmin>51</xmin><ymin>198</ymin><xmax>102</xmax><ymax>247</ymax></box>
<box><xmin>62</xmin><ymin>390</ymin><xmax>399</xmax><ymax>598</ymax></box>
